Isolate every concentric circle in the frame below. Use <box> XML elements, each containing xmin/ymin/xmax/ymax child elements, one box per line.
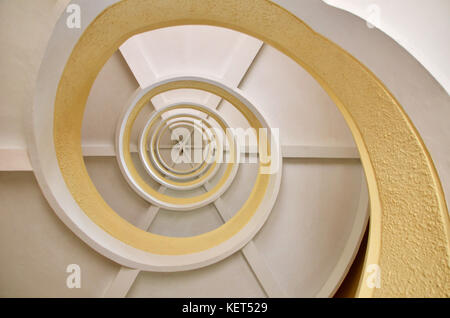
<box><xmin>117</xmin><ymin>92</ymin><xmax>250</xmax><ymax>210</ymax></box>
<box><xmin>138</xmin><ymin>103</ymin><xmax>227</xmax><ymax>190</ymax></box>
<box><xmin>151</xmin><ymin>118</ymin><xmax>212</xmax><ymax>177</ymax></box>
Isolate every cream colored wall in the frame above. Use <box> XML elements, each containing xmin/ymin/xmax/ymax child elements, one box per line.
<box><xmin>0</xmin><ymin>0</ymin><xmax>69</xmax><ymax>150</ymax></box>
<box><xmin>82</xmin><ymin>52</ymin><xmax>138</xmax><ymax>148</ymax></box>
<box><xmin>0</xmin><ymin>171</ymin><xmax>119</xmax><ymax>297</ymax></box>
<box><xmin>128</xmin><ymin>252</ymin><xmax>266</xmax><ymax>298</ymax></box>
<box><xmin>252</xmin><ymin>159</ymin><xmax>364</xmax><ymax>297</ymax></box>
<box><xmin>239</xmin><ymin>45</ymin><xmax>355</xmax><ymax>147</ymax></box>
<box><xmin>0</xmin><ymin>0</ymin><xmax>122</xmax><ymax>297</ymax></box>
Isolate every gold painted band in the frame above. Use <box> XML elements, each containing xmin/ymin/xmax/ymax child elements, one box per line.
<box><xmin>152</xmin><ymin>118</ymin><xmax>213</xmax><ymax>175</ymax></box>
<box><xmin>143</xmin><ymin>107</ymin><xmax>222</xmax><ymax>182</ymax></box>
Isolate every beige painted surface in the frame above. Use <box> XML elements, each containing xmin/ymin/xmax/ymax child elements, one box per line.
<box><xmin>149</xmin><ymin>204</ymin><xmax>223</xmax><ymax>238</ymax></box>
<box><xmin>253</xmin><ymin>159</ymin><xmax>363</xmax><ymax>297</ymax></box>
<box><xmin>0</xmin><ymin>0</ymin><xmax>69</xmax><ymax>149</ymax></box>
<box><xmin>0</xmin><ymin>172</ymin><xmax>119</xmax><ymax>297</ymax></box>
<box><xmin>220</xmin><ymin>161</ymin><xmax>259</xmax><ymax>219</ymax></box>
<box><xmin>0</xmin><ymin>149</ymin><xmax>32</xmax><ymax>171</ymax></box>
<box><xmin>82</xmin><ymin>52</ymin><xmax>139</xmax><ymax>147</ymax></box>
<box><xmin>128</xmin><ymin>252</ymin><xmax>266</xmax><ymax>298</ymax></box>
<box><xmin>84</xmin><ymin>157</ymin><xmax>150</xmax><ymax>228</ymax></box>
<box><xmin>240</xmin><ymin>44</ymin><xmax>356</xmax><ymax>147</ymax></box>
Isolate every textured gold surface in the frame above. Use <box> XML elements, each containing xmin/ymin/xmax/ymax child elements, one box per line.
<box><xmin>53</xmin><ymin>0</ymin><xmax>449</xmax><ymax>296</ymax></box>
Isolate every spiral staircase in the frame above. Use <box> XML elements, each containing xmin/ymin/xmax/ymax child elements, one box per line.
<box><xmin>0</xmin><ymin>0</ymin><xmax>449</xmax><ymax>298</ymax></box>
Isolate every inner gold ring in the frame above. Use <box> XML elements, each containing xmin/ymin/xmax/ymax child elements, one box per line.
<box><xmin>147</xmin><ymin>112</ymin><xmax>218</xmax><ymax>181</ymax></box>
<box><xmin>138</xmin><ymin>103</ymin><xmax>233</xmax><ymax>191</ymax></box>
<box><xmin>154</xmin><ymin>120</ymin><xmax>211</xmax><ymax>175</ymax></box>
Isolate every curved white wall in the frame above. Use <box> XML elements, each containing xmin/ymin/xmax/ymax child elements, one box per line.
<box><xmin>323</xmin><ymin>0</ymin><xmax>450</xmax><ymax>95</ymax></box>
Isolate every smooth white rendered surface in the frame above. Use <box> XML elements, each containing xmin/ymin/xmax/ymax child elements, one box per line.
<box><xmin>322</xmin><ymin>0</ymin><xmax>450</xmax><ymax>95</ymax></box>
